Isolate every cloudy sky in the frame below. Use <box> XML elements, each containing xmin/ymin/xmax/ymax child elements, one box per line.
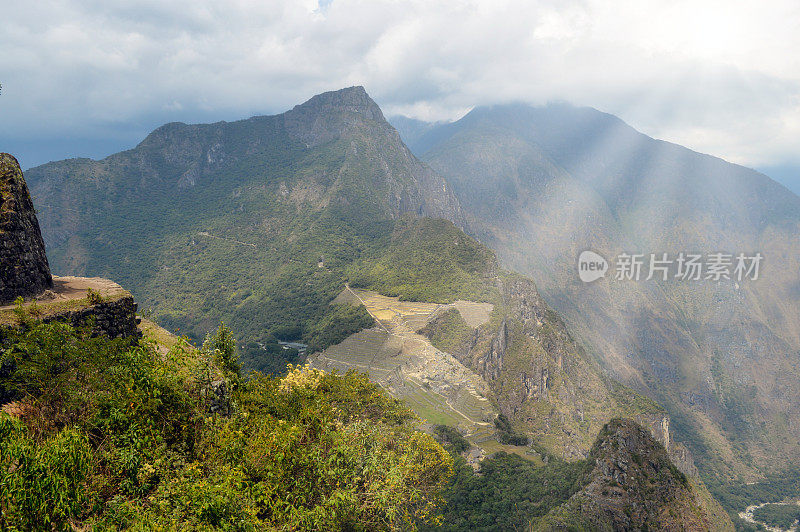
<box><xmin>2</xmin><ymin>0</ymin><xmax>799</xmax><ymax>186</ymax></box>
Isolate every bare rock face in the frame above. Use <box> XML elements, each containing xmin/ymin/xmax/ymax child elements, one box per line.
<box><xmin>0</xmin><ymin>154</ymin><xmax>52</xmax><ymax>304</ymax></box>
<box><xmin>282</xmin><ymin>86</ymin><xmax>466</xmax><ymax>225</ymax></box>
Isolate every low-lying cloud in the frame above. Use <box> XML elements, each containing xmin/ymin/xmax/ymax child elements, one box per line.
<box><xmin>2</xmin><ymin>0</ymin><xmax>799</xmax><ymax>170</ymax></box>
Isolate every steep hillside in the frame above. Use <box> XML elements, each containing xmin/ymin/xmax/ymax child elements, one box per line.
<box><xmin>25</xmin><ymin>87</ymin><xmax>461</xmax><ymax>372</ymax></box>
<box><xmin>407</xmin><ymin>103</ymin><xmax>800</xmax><ymax>481</ymax></box>
<box><xmin>425</xmin><ymin>272</ymin><xmax>670</xmax><ymax>461</ymax></box>
<box><xmin>309</xmin><ymin>217</ymin><xmax>674</xmax><ymax>465</ymax></box>
<box><xmin>532</xmin><ymin>419</ymin><xmax>733</xmax><ymax>531</ymax></box>
<box><xmin>423</xmin><ymin>419</ymin><xmax>730</xmax><ymax>532</ymax></box>
<box><xmin>0</xmin><ymin>318</ymin><xmax>453</xmax><ymax>530</ymax></box>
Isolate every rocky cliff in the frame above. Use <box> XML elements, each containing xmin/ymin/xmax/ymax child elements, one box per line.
<box><xmin>282</xmin><ymin>86</ymin><xmax>464</xmax><ymax>223</ymax></box>
<box><xmin>0</xmin><ymin>153</ymin><xmax>52</xmax><ymax>304</ymax></box>
<box><xmin>0</xmin><ymin>156</ymin><xmax>139</xmax><ymax>341</ymax></box>
<box><xmin>532</xmin><ymin>419</ymin><xmax>733</xmax><ymax>531</ymax></box>
<box><xmin>422</xmin><ymin>272</ymin><xmax>675</xmax><ymax>462</ymax></box>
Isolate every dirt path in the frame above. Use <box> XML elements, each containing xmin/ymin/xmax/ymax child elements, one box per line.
<box><xmin>197</xmin><ymin>231</ymin><xmax>256</xmax><ymax>249</ymax></box>
<box><xmin>344</xmin><ymin>284</ymin><xmax>393</xmax><ymax>334</ymax></box>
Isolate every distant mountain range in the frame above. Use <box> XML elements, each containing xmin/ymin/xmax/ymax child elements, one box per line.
<box><xmin>390</xmin><ymin>103</ymin><xmax>800</xmax><ymax>483</ymax></box>
<box><xmin>23</xmin><ymin>86</ymin><xmax>668</xmax><ymax>463</ymax></box>
<box><xmin>23</xmin><ymin>85</ymin><xmax>800</xmax><ymax>499</ymax></box>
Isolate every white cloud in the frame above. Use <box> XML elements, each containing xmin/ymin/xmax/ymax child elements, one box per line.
<box><xmin>1</xmin><ymin>0</ymin><xmax>799</xmax><ymax>168</ymax></box>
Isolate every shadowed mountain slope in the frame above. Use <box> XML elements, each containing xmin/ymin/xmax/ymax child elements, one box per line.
<box><xmin>400</xmin><ymin>103</ymin><xmax>800</xmax><ymax>481</ymax></box>
<box><xmin>24</xmin><ymin>87</ymin><xmax>461</xmax><ymax>372</ymax></box>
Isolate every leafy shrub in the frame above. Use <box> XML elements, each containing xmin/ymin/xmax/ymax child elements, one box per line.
<box><xmin>201</xmin><ymin>323</ymin><xmax>241</xmax><ymax>378</ymax></box>
<box><xmin>495</xmin><ymin>413</ymin><xmax>530</xmax><ymax>446</ymax></box>
<box><xmin>86</xmin><ymin>287</ymin><xmax>104</xmax><ymax>305</ymax></box>
<box><xmin>0</xmin><ymin>324</ymin><xmax>453</xmax><ymax>530</ymax></box>
<box><xmin>0</xmin><ymin>416</ymin><xmax>92</xmax><ymax>530</ymax></box>
<box><xmin>433</xmin><ymin>424</ymin><xmax>471</xmax><ymax>454</ymax></box>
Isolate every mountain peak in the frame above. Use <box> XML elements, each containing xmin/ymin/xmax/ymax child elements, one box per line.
<box><xmin>284</xmin><ymin>86</ymin><xmax>386</xmax><ymax>146</ymax></box>
<box><xmin>533</xmin><ymin>418</ymin><xmax>732</xmax><ymax>531</ymax></box>
<box><xmin>296</xmin><ymin>85</ymin><xmax>378</xmax><ymax>113</ymax></box>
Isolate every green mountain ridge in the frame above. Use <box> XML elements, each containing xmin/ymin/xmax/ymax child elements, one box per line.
<box><xmin>25</xmin><ymin>86</ymin><xmax>461</xmax><ymax>372</ymax></box>
<box><xmin>17</xmin><ymin>87</ymin><xmax>740</xmax><ymax>528</ymax></box>
<box><xmin>395</xmin><ymin>103</ymin><xmax>800</xmax><ymax>484</ymax></box>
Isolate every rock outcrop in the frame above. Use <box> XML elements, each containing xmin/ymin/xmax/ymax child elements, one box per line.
<box><xmin>202</xmin><ymin>378</ymin><xmax>232</xmax><ymax>416</ymax></box>
<box><xmin>282</xmin><ymin>86</ymin><xmax>465</xmax><ymax>224</ymax></box>
<box><xmin>533</xmin><ymin>419</ymin><xmax>733</xmax><ymax>531</ymax></box>
<box><xmin>422</xmin><ymin>273</ymin><xmax>669</xmax><ymax>461</ymax></box>
<box><xmin>0</xmin><ymin>153</ymin><xmax>52</xmax><ymax>304</ymax></box>
<box><xmin>1</xmin><ymin>276</ymin><xmax>141</xmax><ymax>341</ymax></box>
<box><xmin>40</xmin><ymin>292</ymin><xmax>141</xmax><ymax>340</ymax></box>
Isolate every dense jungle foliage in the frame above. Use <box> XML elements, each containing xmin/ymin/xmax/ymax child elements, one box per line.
<box><xmin>0</xmin><ymin>321</ymin><xmax>453</xmax><ymax>530</ymax></box>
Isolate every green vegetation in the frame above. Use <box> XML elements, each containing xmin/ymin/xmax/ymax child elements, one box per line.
<box><xmin>0</xmin><ymin>322</ymin><xmax>453</xmax><ymax>530</ymax></box>
<box><xmin>304</xmin><ymin>302</ymin><xmax>375</xmax><ymax>353</ymax></box>
<box><xmin>433</xmin><ymin>424</ymin><xmax>471</xmax><ymax>454</ymax></box>
<box><xmin>349</xmin><ymin>217</ymin><xmax>498</xmax><ymax>304</ymax></box>
<box><xmin>419</xmin><ymin>308</ymin><xmax>473</xmax><ymax>353</ymax></box>
<box><xmin>752</xmin><ymin>504</ymin><xmax>800</xmax><ymax>529</ymax></box>
<box><xmin>202</xmin><ymin>323</ymin><xmax>241</xmax><ymax>378</ymax></box>
<box><xmin>239</xmin><ymin>337</ymin><xmax>301</xmax><ymax>376</ymax></box>
<box><xmin>0</xmin><ymin>419</ymin><xmax>91</xmax><ymax>530</ymax></box>
<box><xmin>707</xmin><ymin>467</ymin><xmax>800</xmax><ymax>529</ymax></box>
<box><xmin>422</xmin><ymin>451</ymin><xmax>590</xmax><ymax>531</ymax></box>
<box><xmin>494</xmin><ymin>413</ymin><xmax>530</xmax><ymax>446</ymax></box>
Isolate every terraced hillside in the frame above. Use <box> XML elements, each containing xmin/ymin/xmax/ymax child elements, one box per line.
<box><xmin>308</xmin><ymin>284</ymin><xmax>675</xmax><ymax>467</ymax></box>
<box><xmin>308</xmin><ymin>287</ymin><xmax>499</xmax><ymax>448</ymax></box>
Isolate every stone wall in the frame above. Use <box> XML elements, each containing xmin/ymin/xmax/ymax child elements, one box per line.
<box><xmin>40</xmin><ymin>295</ymin><xmax>142</xmax><ymax>340</ymax></box>
<box><xmin>0</xmin><ymin>153</ymin><xmax>52</xmax><ymax>304</ymax></box>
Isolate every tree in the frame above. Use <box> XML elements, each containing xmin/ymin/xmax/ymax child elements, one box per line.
<box><xmin>202</xmin><ymin>323</ymin><xmax>241</xmax><ymax>378</ymax></box>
